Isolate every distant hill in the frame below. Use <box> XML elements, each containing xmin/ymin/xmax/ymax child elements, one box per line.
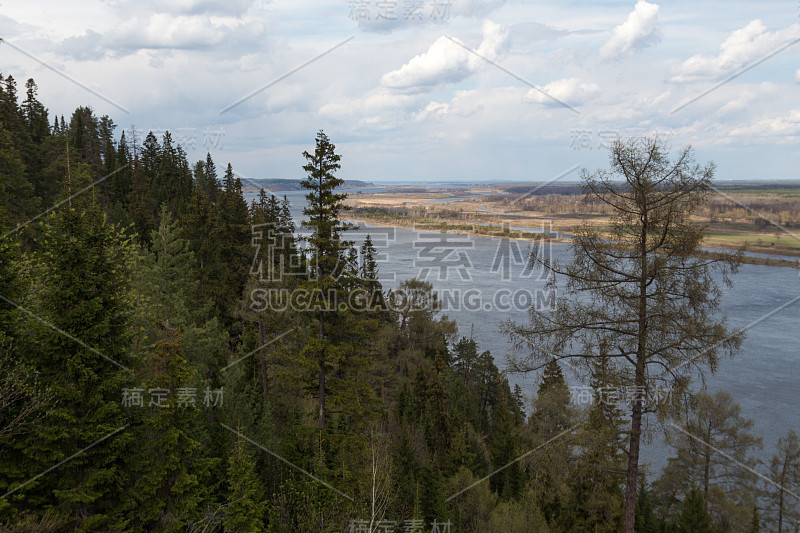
<box><xmin>240</xmin><ymin>178</ymin><xmax>375</xmax><ymax>193</ymax></box>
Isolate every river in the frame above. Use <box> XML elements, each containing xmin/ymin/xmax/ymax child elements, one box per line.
<box><xmin>247</xmin><ymin>190</ymin><xmax>800</xmax><ymax>473</ymax></box>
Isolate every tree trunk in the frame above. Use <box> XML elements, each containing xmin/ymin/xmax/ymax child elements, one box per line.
<box><xmin>318</xmin><ymin>310</ymin><xmax>326</xmax><ymax>428</ymax></box>
<box><xmin>703</xmin><ymin>431</ymin><xmax>711</xmax><ymax>502</ymax></box>
<box><xmin>624</xmin><ymin>203</ymin><xmax>648</xmax><ymax>533</ymax></box>
<box><xmin>623</xmin><ymin>361</ymin><xmax>644</xmax><ymax>532</ymax></box>
<box><xmin>779</xmin><ymin>455</ymin><xmax>788</xmax><ymax>533</ymax></box>
<box><xmin>258</xmin><ymin>316</ymin><xmax>268</xmax><ymax>401</ymax></box>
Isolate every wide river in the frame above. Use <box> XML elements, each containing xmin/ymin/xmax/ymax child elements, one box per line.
<box><xmin>248</xmin><ymin>190</ymin><xmax>800</xmax><ymax>473</ymax></box>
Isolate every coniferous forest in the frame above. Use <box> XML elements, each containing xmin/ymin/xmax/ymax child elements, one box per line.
<box><xmin>1</xmin><ymin>75</ymin><xmax>799</xmax><ymax>533</ymax></box>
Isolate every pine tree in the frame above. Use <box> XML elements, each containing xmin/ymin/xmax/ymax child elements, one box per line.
<box><xmin>634</xmin><ymin>476</ymin><xmax>660</xmax><ymax>533</ymax></box>
<box><xmin>4</xmin><ymin>200</ymin><xmax>134</xmax><ymax>531</ymax></box>
<box><xmin>127</xmin><ymin>327</ymin><xmax>209</xmax><ymax>531</ymax></box>
<box><xmin>0</xmin><ymin>122</ymin><xmax>37</xmax><ymax>222</ymax></box>
<box><xmin>109</xmin><ymin>129</ymin><xmax>133</xmax><ymax>211</ymax></box>
<box><xmin>299</xmin><ymin>130</ymin><xmax>355</xmax><ymax>428</ymax></box>
<box><xmin>677</xmin><ymin>488</ymin><xmax>714</xmax><ymax>533</ymax></box>
<box><xmin>223</xmin><ymin>432</ymin><xmax>266</xmax><ymax>532</ymax></box>
<box><xmin>21</xmin><ymin>79</ymin><xmax>49</xmax><ymax>144</ymax></box>
<box><xmin>527</xmin><ymin>359</ymin><xmax>576</xmax><ymax>526</ymax></box>
<box><xmin>569</xmin><ymin>355</ymin><xmax>626</xmax><ymax>531</ymax></box>
<box><xmin>216</xmin><ymin>162</ymin><xmax>250</xmax><ymax>322</ymax></box>
<box><xmin>139</xmin><ymin>205</ymin><xmax>202</xmax><ymax>328</ymax></box>
<box><xmin>129</xmin><ymin>136</ymin><xmax>157</xmax><ymax>243</ymax></box>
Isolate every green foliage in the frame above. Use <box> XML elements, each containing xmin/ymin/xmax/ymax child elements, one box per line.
<box><xmin>126</xmin><ymin>328</ymin><xmax>209</xmax><ymax>532</ymax></box>
<box><xmin>677</xmin><ymin>488</ymin><xmax>714</xmax><ymax>533</ymax></box>
<box><xmin>3</xmin><ymin>203</ymin><xmax>134</xmax><ymax>531</ymax></box>
<box><xmin>656</xmin><ymin>391</ymin><xmax>761</xmax><ymax>530</ymax></box>
<box><xmin>223</xmin><ymin>433</ymin><xmax>266</xmax><ymax>532</ymax></box>
<box><xmin>765</xmin><ymin>430</ymin><xmax>800</xmax><ymax>532</ymax></box>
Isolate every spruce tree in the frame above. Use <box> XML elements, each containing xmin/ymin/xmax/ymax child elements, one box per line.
<box><xmin>299</xmin><ymin>130</ymin><xmax>355</xmax><ymax>428</ymax></box>
<box><xmin>223</xmin><ymin>432</ymin><xmax>266</xmax><ymax>532</ymax></box>
<box><xmin>216</xmin><ymin>162</ymin><xmax>250</xmax><ymax>322</ymax></box>
<box><xmin>6</xmin><ymin>200</ymin><xmax>134</xmax><ymax>531</ymax></box>
<box><xmin>127</xmin><ymin>327</ymin><xmax>209</xmax><ymax>532</ymax></box>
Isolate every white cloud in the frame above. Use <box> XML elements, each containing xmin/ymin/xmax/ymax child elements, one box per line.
<box><xmin>729</xmin><ymin>109</ymin><xmax>800</xmax><ymax>138</ymax></box>
<box><xmin>716</xmin><ymin>82</ymin><xmax>774</xmax><ymax>115</ymax></box>
<box><xmin>319</xmin><ymin>88</ymin><xmax>424</xmax><ymax>121</ymax></box>
<box><xmin>61</xmin><ymin>13</ymin><xmax>266</xmax><ymax>58</ymax></box>
<box><xmin>672</xmin><ymin>20</ymin><xmax>800</xmax><ymax>82</ymax></box>
<box><xmin>795</xmin><ymin>68</ymin><xmax>800</xmax><ymax>82</ymax></box>
<box><xmin>380</xmin><ymin>20</ymin><xmax>508</xmax><ymax>91</ymax></box>
<box><xmin>599</xmin><ymin>0</ymin><xmax>661</xmax><ymax>61</ymax></box>
<box><xmin>523</xmin><ymin>77</ymin><xmax>599</xmax><ymax>106</ymax></box>
<box><xmin>414</xmin><ymin>101</ymin><xmax>450</xmax><ymax>121</ymax></box>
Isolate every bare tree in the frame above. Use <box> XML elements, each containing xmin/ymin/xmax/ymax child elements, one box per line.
<box><xmin>504</xmin><ymin>137</ymin><xmax>743</xmax><ymax>532</ymax></box>
<box><xmin>766</xmin><ymin>430</ymin><xmax>800</xmax><ymax>533</ymax></box>
<box><xmin>0</xmin><ymin>351</ymin><xmax>47</xmax><ymax>445</ymax></box>
<box><xmin>365</xmin><ymin>424</ymin><xmax>395</xmax><ymax>532</ymax></box>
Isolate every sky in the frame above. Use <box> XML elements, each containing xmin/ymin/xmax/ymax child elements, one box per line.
<box><xmin>1</xmin><ymin>0</ymin><xmax>799</xmax><ymax>182</ymax></box>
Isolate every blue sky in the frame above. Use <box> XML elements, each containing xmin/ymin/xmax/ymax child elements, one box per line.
<box><xmin>1</xmin><ymin>0</ymin><xmax>799</xmax><ymax>182</ymax></box>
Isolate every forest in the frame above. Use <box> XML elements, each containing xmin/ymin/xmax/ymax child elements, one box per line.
<box><xmin>0</xmin><ymin>74</ymin><xmax>799</xmax><ymax>533</ymax></box>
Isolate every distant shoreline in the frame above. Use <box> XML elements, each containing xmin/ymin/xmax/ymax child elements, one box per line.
<box><xmin>342</xmin><ymin>215</ymin><xmax>800</xmax><ymax>270</ymax></box>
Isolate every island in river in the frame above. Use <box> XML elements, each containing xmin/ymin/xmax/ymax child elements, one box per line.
<box><xmin>341</xmin><ymin>182</ymin><xmax>800</xmax><ymax>269</ymax></box>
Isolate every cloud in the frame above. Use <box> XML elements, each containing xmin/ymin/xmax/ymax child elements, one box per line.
<box><xmin>523</xmin><ymin>77</ymin><xmax>599</xmax><ymax>106</ymax></box>
<box><xmin>151</xmin><ymin>0</ymin><xmax>258</xmax><ymax>16</ymax></box>
<box><xmin>318</xmin><ymin>88</ymin><xmax>424</xmax><ymax>122</ymax></box>
<box><xmin>599</xmin><ymin>0</ymin><xmax>661</xmax><ymax>61</ymax></box>
<box><xmin>672</xmin><ymin>20</ymin><xmax>800</xmax><ymax>82</ymax></box>
<box><xmin>508</xmin><ymin>22</ymin><xmax>568</xmax><ymax>46</ymax></box>
<box><xmin>0</xmin><ymin>14</ymin><xmax>39</xmax><ymax>40</ymax></box>
<box><xmin>353</xmin><ymin>0</ymin><xmax>505</xmax><ymax>33</ymax></box>
<box><xmin>729</xmin><ymin>109</ymin><xmax>800</xmax><ymax>139</ymax></box>
<box><xmin>715</xmin><ymin>82</ymin><xmax>774</xmax><ymax>115</ymax></box>
<box><xmin>380</xmin><ymin>20</ymin><xmax>508</xmax><ymax>91</ymax></box>
<box><xmin>60</xmin><ymin>13</ymin><xmax>266</xmax><ymax>59</ymax></box>
<box><xmin>414</xmin><ymin>101</ymin><xmax>450</xmax><ymax>121</ymax></box>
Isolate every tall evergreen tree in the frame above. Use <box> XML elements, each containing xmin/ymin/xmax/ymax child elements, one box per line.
<box><xmin>299</xmin><ymin>130</ymin><xmax>355</xmax><ymax>428</ymax></box>
<box><xmin>3</xmin><ymin>200</ymin><xmax>134</xmax><ymax>531</ymax></box>
<box><xmin>223</xmin><ymin>433</ymin><xmax>266</xmax><ymax>532</ymax></box>
<box><xmin>127</xmin><ymin>327</ymin><xmax>209</xmax><ymax>532</ymax></box>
